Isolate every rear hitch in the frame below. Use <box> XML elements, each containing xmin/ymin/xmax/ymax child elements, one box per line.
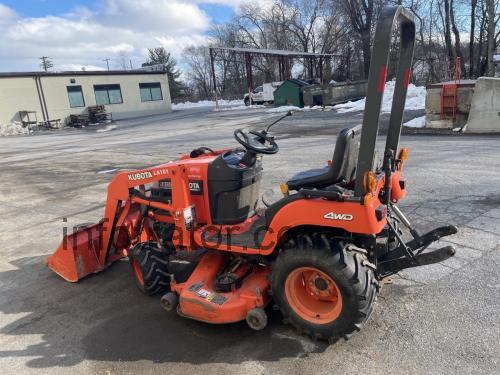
<box><xmin>378</xmin><ymin>245</ymin><xmax>456</xmax><ymax>275</ymax></box>
<box><xmin>406</xmin><ymin>225</ymin><xmax>458</xmax><ymax>253</ymax></box>
<box><xmin>376</xmin><ymin>206</ymin><xmax>459</xmax><ymax>276</ymax></box>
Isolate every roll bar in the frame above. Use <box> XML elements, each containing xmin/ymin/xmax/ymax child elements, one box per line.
<box><xmin>354</xmin><ymin>6</ymin><xmax>416</xmax><ymax>197</ymax></box>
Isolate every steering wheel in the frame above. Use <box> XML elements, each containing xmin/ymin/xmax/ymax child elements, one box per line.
<box><xmin>233</xmin><ymin>129</ymin><xmax>279</xmax><ymax>155</ymax></box>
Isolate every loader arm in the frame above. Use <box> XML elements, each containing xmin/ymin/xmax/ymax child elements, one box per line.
<box><xmin>47</xmin><ymin>163</ymin><xmax>195</xmax><ymax>282</ymax></box>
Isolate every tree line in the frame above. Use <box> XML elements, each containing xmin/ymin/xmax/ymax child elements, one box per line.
<box><xmin>152</xmin><ymin>0</ymin><xmax>500</xmax><ymax>101</ymax></box>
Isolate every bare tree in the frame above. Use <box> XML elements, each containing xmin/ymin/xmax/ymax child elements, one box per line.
<box><xmin>470</xmin><ymin>0</ymin><xmax>478</xmax><ymax>77</ymax></box>
<box><xmin>450</xmin><ymin>0</ymin><xmax>465</xmax><ymax>74</ymax></box>
<box><xmin>183</xmin><ymin>46</ymin><xmax>213</xmax><ymax>100</ymax></box>
<box><xmin>117</xmin><ymin>51</ymin><xmax>129</xmax><ymax>70</ymax></box>
<box><xmin>442</xmin><ymin>0</ymin><xmax>454</xmax><ymax>72</ymax></box>
<box><xmin>339</xmin><ymin>0</ymin><xmax>377</xmax><ymax>78</ymax></box>
<box><xmin>486</xmin><ymin>0</ymin><xmax>496</xmax><ymax>76</ymax></box>
<box><xmin>180</xmin><ymin>0</ymin><xmax>495</xmax><ymax>99</ymax></box>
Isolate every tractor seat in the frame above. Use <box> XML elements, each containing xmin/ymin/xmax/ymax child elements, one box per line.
<box><xmin>287</xmin><ymin>125</ymin><xmax>361</xmax><ymax>191</ymax></box>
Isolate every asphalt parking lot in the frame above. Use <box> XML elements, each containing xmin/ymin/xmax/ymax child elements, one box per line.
<box><xmin>0</xmin><ymin>106</ymin><xmax>499</xmax><ymax>374</ymax></box>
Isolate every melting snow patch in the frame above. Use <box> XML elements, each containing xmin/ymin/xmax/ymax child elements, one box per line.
<box><xmin>335</xmin><ymin>81</ymin><xmax>426</xmax><ymax>113</ymax></box>
<box><xmin>266</xmin><ymin>106</ymin><xmax>304</xmax><ymax>113</ymax></box>
<box><xmin>96</xmin><ymin>125</ymin><xmax>117</xmax><ymax>133</ymax></box>
<box><xmin>220</xmin><ymin>104</ymin><xmax>265</xmax><ymax>111</ymax></box>
<box><xmin>403</xmin><ymin>116</ymin><xmax>426</xmax><ymax>128</ymax></box>
<box><xmin>172</xmin><ymin>99</ymin><xmax>244</xmax><ymax>110</ymax></box>
<box><xmin>0</xmin><ymin>122</ymin><xmax>31</xmax><ymax>136</ymax></box>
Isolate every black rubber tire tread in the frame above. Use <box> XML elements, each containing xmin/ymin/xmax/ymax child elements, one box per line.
<box><xmin>129</xmin><ymin>241</ymin><xmax>170</xmax><ymax>295</ymax></box>
<box><xmin>271</xmin><ymin>233</ymin><xmax>378</xmax><ymax>342</ymax></box>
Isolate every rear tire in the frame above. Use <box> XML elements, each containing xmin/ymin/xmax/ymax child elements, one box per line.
<box><xmin>271</xmin><ymin>234</ymin><xmax>378</xmax><ymax>341</ymax></box>
<box><xmin>129</xmin><ymin>241</ymin><xmax>170</xmax><ymax>295</ymax></box>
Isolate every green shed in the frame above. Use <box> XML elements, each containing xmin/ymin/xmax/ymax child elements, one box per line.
<box><xmin>273</xmin><ymin>79</ymin><xmax>309</xmax><ymax>108</ymax></box>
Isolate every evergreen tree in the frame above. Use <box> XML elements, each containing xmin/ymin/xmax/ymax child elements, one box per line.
<box><xmin>142</xmin><ymin>47</ymin><xmax>184</xmax><ymax>98</ymax></box>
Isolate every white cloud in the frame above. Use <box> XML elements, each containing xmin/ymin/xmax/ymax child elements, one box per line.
<box><xmin>195</xmin><ymin>0</ymin><xmax>271</xmax><ymax>6</ymax></box>
<box><xmin>0</xmin><ymin>3</ymin><xmax>16</xmax><ymax>19</ymax></box>
<box><xmin>195</xmin><ymin>0</ymin><xmax>248</xmax><ymax>5</ymax></box>
<box><xmin>0</xmin><ymin>0</ymin><xmax>212</xmax><ymax>72</ymax></box>
<box><xmin>98</xmin><ymin>0</ymin><xmax>209</xmax><ymax>34</ymax></box>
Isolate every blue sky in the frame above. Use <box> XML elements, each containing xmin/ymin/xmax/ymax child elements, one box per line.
<box><xmin>1</xmin><ymin>0</ymin><xmax>90</xmax><ymax>16</ymax></box>
<box><xmin>1</xmin><ymin>0</ymin><xmax>234</xmax><ymax>23</ymax></box>
<box><xmin>0</xmin><ymin>0</ymin><xmax>239</xmax><ymax>71</ymax></box>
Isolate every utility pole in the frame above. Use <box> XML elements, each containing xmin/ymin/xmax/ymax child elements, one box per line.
<box><xmin>103</xmin><ymin>58</ymin><xmax>111</xmax><ymax>71</ymax></box>
<box><xmin>39</xmin><ymin>56</ymin><xmax>53</xmax><ymax>72</ymax></box>
<box><xmin>129</xmin><ymin>59</ymin><xmax>133</xmax><ymax>70</ymax></box>
<box><xmin>486</xmin><ymin>0</ymin><xmax>495</xmax><ymax>76</ymax></box>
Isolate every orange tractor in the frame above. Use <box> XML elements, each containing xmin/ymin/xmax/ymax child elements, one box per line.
<box><xmin>47</xmin><ymin>6</ymin><xmax>457</xmax><ymax>341</ymax></box>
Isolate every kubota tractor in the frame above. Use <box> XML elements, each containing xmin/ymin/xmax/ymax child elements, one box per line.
<box><xmin>47</xmin><ymin>6</ymin><xmax>457</xmax><ymax>341</ymax></box>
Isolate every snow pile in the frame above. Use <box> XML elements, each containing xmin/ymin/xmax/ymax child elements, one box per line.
<box><xmin>172</xmin><ymin>99</ymin><xmax>243</xmax><ymax>110</ymax></box>
<box><xmin>309</xmin><ymin>105</ymin><xmax>333</xmax><ymax>111</ymax></box>
<box><xmin>0</xmin><ymin>122</ymin><xmax>31</xmax><ymax>136</ymax></box>
<box><xmin>403</xmin><ymin>116</ymin><xmax>426</xmax><ymax>128</ymax></box>
<box><xmin>335</xmin><ymin>81</ymin><xmax>426</xmax><ymax>113</ymax></box>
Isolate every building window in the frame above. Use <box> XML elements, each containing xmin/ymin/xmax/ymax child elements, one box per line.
<box><xmin>139</xmin><ymin>82</ymin><xmax>163</xmax><ymax>102</ymax></box>
<box><xmin>94</xmin><ymin>84</ymin><xmax>123</xmax><ymax>105</ymax></box>
<box><xmin>67</xmin><ymin>86</ymin><xmax>85</xmax><ymax>108</ymax></box>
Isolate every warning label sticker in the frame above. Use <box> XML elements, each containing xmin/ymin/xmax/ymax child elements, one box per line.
<box><xmin>190</xmin><ymin>284</ymin><xmax>228</xmax><ymax>306</ymax></box>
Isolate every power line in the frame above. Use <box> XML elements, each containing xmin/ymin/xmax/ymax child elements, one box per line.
<box><xmin>39</xmin><ymin>56</ymin><xmax>53</xmax><ymax>72</ymax></box>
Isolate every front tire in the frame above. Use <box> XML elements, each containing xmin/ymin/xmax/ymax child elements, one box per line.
<box><xmin>129</xmin><ymin>241</ymin><xmax>170</xmax><ymax>295</ymax></box>
<box><xmin>271</xmin><ymin>234</ymin><xmax>378</xmax><ymax>341</ymax></box>
<box><xmin>246</xmin><ymin>308</ymin><xmax>268</xmax><ymax>331</ymax></box>
<box><xmin>160</xmin><ymin>292</ymin><xmax>179</xmax><ymax>312</ymax></box>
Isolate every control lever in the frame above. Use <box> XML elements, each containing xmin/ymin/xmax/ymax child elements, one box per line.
<box><xmin>253</xmin><ymin>110</ymin><xmax>293</xmax><ymax>146</ymax></box>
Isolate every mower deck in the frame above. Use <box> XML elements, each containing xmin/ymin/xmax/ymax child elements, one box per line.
<box><xmin>171</xmin><ymin>251</ymin><xmax>271</xmax><ymax>325</ymax></box>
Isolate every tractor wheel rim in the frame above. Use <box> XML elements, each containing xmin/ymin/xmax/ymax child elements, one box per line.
<box><xmin>132</xmin><ymin>259</ymin><xmax>144</xmax><ymax>286</ymax></box>
<box><xmin>284</xmin><ymin>267</ymin><xmax>342</xmax><ymax>324</ymax></box>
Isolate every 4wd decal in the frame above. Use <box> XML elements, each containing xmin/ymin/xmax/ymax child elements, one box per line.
<box><xmin>324</xmin><ymin>212</ymin><xmax>354</xmax><ymax>221</ymax></box>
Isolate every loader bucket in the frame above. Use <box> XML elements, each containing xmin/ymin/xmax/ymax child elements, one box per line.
<box><xmin>46</xmin><ymin>222</ymin><xmax>107</xmax><ymax>282</ymax></box>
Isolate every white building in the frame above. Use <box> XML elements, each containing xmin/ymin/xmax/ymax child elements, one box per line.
<box><xmin>0</xmin><ymin>70</ymin><xmax>172</xmax><ymax>125</ymax></box>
